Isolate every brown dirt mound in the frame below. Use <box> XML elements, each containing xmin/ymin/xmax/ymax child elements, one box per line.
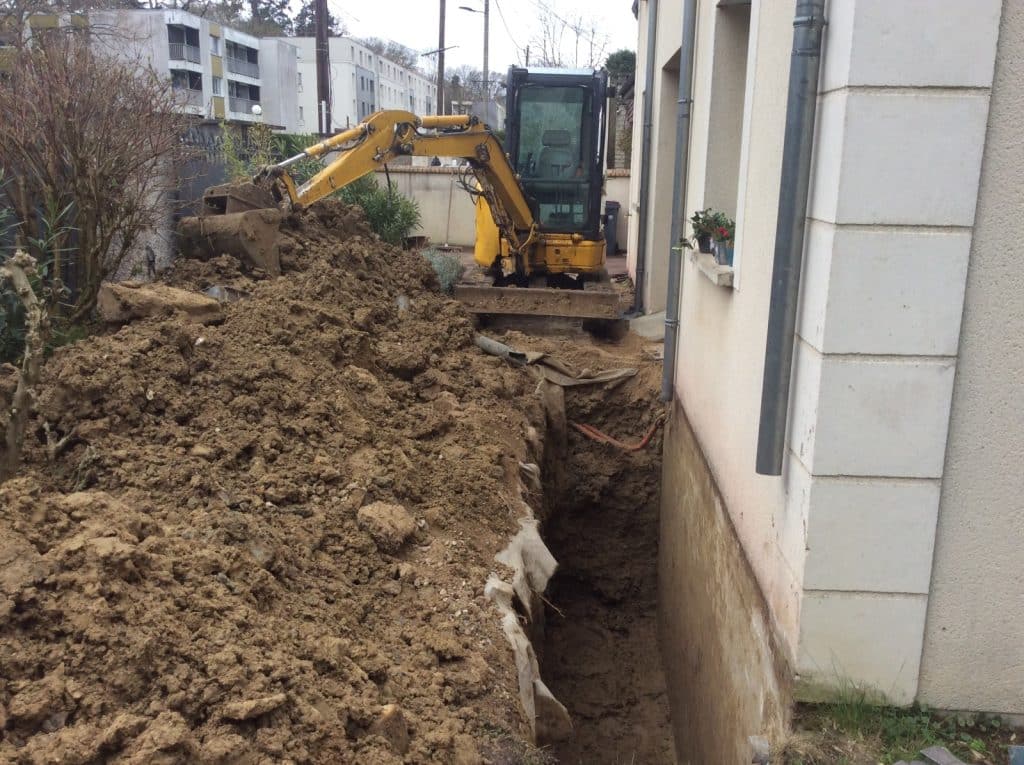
<box><xmin>0</xmin><ymin>201</ymin><xmax>550</xmax><ymax>764</ymax></box>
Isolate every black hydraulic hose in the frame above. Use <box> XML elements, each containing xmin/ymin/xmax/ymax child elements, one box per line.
<box><xmin>755</xmin><ymin>1</ymin><xmax>827</xmax><ymax>475</ymax></box>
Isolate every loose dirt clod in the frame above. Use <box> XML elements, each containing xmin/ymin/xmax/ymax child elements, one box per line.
<box><xmin>0</xmin><ymin>200</ymin><xmax>554</xmax><ymax>764</ymax></box>
<box><xmin>357</xmin><ymin>501</ymin><xmax>417</xmax><ymax>552</ymax></box>
<box><xmin>96</xmin><ymin>281</ymin><xmax>223</xmax><ymax>325</ymax></box>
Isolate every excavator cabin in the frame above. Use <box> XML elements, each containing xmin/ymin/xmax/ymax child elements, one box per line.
<box><xmin>473</xmin><ymin>67</ymin><xmax>610</xmax><ymax>284</ymax></box>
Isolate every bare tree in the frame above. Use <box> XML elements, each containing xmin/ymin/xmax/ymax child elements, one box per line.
<box><xmin>0</xmin><ymin>28</ymin><xmax>188</xmax><ymax>323</ymax></box>
<box><xmin>360</xmin><ymin>37</ymin><xmax>421</xmax><ymax>71</ymax></box>
<box><xmin>528</xmin><ymin>8</ymin><xmax>609</xmax><ymax>69</ymax></box>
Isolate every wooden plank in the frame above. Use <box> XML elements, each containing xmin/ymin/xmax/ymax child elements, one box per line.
<box><xmin>454</xmin><ymin>284</ymin><xmax>621</xmax><ymax>320</ymax></box>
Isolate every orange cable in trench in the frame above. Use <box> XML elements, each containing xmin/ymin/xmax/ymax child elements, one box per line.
<box><xmin>569</xmin><ymin>415</ymin><xmax>665</xmax><ymax>452</ymax></box>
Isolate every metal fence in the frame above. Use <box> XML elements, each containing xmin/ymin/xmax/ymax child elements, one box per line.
<box><xmin>226</xmin><ymin>57</ymin><xmax>259</xmax><ymax>78</ymax></box>
<box><xmin>168</xmin><ymin>42</ymin><xmax>201</xmax><ymax>64</ymax></box>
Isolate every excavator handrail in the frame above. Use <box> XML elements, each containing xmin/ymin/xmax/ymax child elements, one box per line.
<box><xmin>259</xmin><ymin>110</ymin><xmax>538</xmax><ymax>263</ymax></box>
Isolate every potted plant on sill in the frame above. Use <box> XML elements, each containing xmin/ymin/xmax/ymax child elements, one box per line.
<box><xmin>689</xmin><ymin>209</ymin><xmax>716</xmax><ymax>253</ymax></box>
<box><xmin>712</xmin><ymin>216</ymin><xmax>735</xmax><ymax>267</ymax></box>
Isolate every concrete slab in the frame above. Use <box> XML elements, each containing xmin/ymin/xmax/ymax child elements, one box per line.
<box><xmin>629</xmin><ymin>311</ymin><xmax>666</xmax><ymax>341</ymax></box>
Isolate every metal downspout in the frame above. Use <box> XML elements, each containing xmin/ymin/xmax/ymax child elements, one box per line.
<box><xmin>631</xmin><ymin>0</ymin><xmax>658</xmax><ymax>315</ymax></box>
<box><xmin>660</xmin><ymin>0</ymin><xmax>698</xmax><ymax>403</ymax></box>
<box><xmin>755</xmin><ymin>1</ymin><xmax>827</xmax><ymax>475</ymax></box>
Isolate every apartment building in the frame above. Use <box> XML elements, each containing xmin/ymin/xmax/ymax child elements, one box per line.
<box><xmin>90</xmin><ymin>9</ymin><xmax>299</xmax><ymax>130</ymax></box>
<box><xmin>278</xmin><ymin>36</ymin><xmax>437</xmax><ymax>133</ymax></box>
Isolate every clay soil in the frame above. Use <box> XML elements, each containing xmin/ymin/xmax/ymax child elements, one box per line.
<box><xmin>0</xmin><ymin>200</ymin><xmax>675</xmax><ymax>765</ymax></box>
<box><xmin>0</xmin><ymin>202</ymin><xmax>559</xmax><ymax>764</ymax></box>
<box><xmin>494</xmin><ymin>332</ymin><xmax>676</xmax><ymax>764</ymax></box>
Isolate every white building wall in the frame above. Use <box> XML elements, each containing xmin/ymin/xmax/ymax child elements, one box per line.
<box><xmin>793</xmin><ymin>0</ymin><xmax>1002</xmax><ymax>705</ymax></box>
<box><xmin>670</xmin><ymin>0</ymin><xmax>802</xmax><ymax>649</ymax></box>
<box><xmin>259</xmin><ymin>38</ymin><xmax>300</xmax><ymax>132</ymax></box>
<box><xmin>917</xmin><ymin>1</ymin><xmax>1024</xmax><ymax>716</ymax></box>
<box><xmin>646</xmin><ymin>0</ymin><xmax>1014</xmax><ymax>715</ymax></box>
<box><xmin>281</xmin><ymin>36</ymin><xmax>437</xmax><ymax>134</ymax></box>
<box><xmin>93</xmin><ymin>9</ymin><xmax>299</xmax><ymax>126</ymax></box>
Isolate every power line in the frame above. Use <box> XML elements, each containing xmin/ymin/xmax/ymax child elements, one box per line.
<box><xmin>528</xmin><ymin>0</ymin><xmax>604</xmax><ymax>47</ymax></box>
<box><xmin>492</xmin><ymin>0</ymin><xmax>524</xmax><ymax>58</ymax></box>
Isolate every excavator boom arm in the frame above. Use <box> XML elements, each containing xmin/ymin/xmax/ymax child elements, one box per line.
<box><xmin>266</xmin><ymin>111</ymin><xmax>536</xmax><ymax>254</ymax></box>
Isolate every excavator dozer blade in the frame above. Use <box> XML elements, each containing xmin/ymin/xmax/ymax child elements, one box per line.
<box><xmin>177</xmin><ymin>183</ymin><xmax>284</xmax><ymax>275</ymax></box>
<box><xmin>453</xmin><ymin>284</ymin><xmax>622</xmax><ymax>320</ymax></box>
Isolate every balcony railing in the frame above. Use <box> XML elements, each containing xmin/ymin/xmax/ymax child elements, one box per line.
<box><xmin>226</xmin><ymin>57</ymin><xmax>259</xmax><ymax>78</ymax></box>
<box><xmin>168</xmin><ymin>42</ymin><xmax>200</xmax><ymax>64</ymax></box>
<box><xmin>229</xmin><ymin>96</ymin><xmax>259</xmax><ymax>115</ymax></box>
<box><xmin>172</xmin><ymin>87</ymin><xmax>203</xmax><ymax>108</ymax></box>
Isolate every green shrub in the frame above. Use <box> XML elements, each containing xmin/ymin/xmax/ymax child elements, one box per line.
<box><xmin>421</xmin><ymin>247</ymin><xmax>465</xmax><ymax>294</ymax></box>
<box><xmin>337</xmin><ymin>175</ymin><xmax>421</xmax><ymax>246</ymax></box>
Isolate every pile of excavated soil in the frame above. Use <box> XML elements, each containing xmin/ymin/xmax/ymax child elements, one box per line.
<box><xmin>0</xmin><ymin>201</ymin><xmax>554</xmax><ymax>764</ymax></box>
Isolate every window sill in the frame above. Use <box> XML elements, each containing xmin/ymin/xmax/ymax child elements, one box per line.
<box><xmin>692</xmin><ymin>251</ymin><xmax>735</xmax><ymax>288</ymax></box>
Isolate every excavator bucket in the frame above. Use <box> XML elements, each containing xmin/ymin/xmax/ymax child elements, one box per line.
<box><xmin>177</xmin><ymin>183</ymin><xmax>284</xmax><ymax>275</ymax></box>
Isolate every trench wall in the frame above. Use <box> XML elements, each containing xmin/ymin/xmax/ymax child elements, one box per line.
<box><xmin>659</xmin><ymin>399</ymin><xmax>790</xmax><ymax>764</ymax></box>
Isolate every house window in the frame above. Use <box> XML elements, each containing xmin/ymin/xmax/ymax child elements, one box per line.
<box><xmin>297</xmin><ymin>72</ymin><xmax>302</xmax><ymax>91</ymax></box>
<box><xmin>212</xmin><ymin>76</ymin><xmax>222</xmax><ymax>95</ymax></box>
<box><xmin>700</xmin><ymin>1</ymin><xmax>751</xmax><ymax>277</ymax></box>
<box><xmin>210</xmin><ymin>35</ymin><xmax>219</xmax><ymax>55</ymax></box>
<box><xmin>299</xmin><ymin>105</ymin><xmax>304</xmax><ymax>123</ymax></box>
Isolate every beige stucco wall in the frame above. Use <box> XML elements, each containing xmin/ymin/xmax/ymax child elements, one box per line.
<box><xmin>625</xmin><ymin>0</ymin><xmax>683</xmax><ymax>313</ymax></box>
<box><xmin>671</xmin><ymin>0</ymin><xmax>804</xmax><ymax>652</ymax></box>
<box><xmin>918</xmin><ymin>1</ymin><xmax>1024</xmax><ymax>715</ymax></box>
<box><xmin>375</xmin><ymin>167</ymin><xmax>478</xmax><ymax>246</ymax></box>
<box><xmin>645</xmin><ymin>0</ymin><xmax>1012</xmax><ymax>718</ymax></box>
<box><xmin>377</xmin><ymin>167</ymin><xmax>632</xmax><ymax>254</ymax></box>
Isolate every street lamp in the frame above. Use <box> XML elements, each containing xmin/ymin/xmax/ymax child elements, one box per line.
<box><xmin>459</xmin><ymin>0</ymin><xmax>489</xmax><ymax>106</ymax></box>
<box><xmin>421</xmin><ymin>44</ymin><xmax>459</xmax><ymax>115</ymax></box>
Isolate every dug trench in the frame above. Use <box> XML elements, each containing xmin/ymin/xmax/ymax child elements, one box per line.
<box><xmin>508</xmin><ymin>331</ymin><xmax>678</xmax><ymax>764</ymax></box>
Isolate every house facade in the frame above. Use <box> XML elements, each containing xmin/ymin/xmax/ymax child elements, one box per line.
<box><xmin>627</xmin><ymin>0</ymin><xmax>1023</xmax><ymax>761</ymax></box>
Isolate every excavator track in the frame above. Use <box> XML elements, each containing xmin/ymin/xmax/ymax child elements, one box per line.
<box><xmin>453</xmin><ymin>284</ymin><xmax>620</xmax><ymax>320</ymax></box>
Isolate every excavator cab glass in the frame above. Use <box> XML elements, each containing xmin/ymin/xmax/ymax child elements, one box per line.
<box><xmin>504</xmin><ymin>67</ymin><xmax>607</xmax><ymax>240</ymax></box>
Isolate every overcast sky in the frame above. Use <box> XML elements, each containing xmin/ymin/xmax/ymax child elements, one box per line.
<box><xmin>329</xmin><ymin>0</ymin><xmax>638</xmax><ymax>74</ymax></box>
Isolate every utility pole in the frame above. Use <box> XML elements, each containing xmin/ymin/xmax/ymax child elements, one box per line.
<box><xmin>524</xmin><ymin>45</ymin><xmax>529</xmax><ymax>67</ymax></box>
<box><xmin>314</xmin><ymin>0</ymin><xmax>331</xmax><ymax>134</ymax></box>
<box><xmin>482</xmin><ymin>0</ymin><xmax>489</xmax><ymax>101</ymax></box>
<box><xmin>437</xmin><ymin>0</ymin><xmax>446</xmax><ymax>115</ymax></box>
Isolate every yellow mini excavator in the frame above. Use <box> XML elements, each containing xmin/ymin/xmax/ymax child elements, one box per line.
<box><xmin>179</xmin><ymin>67</ymin><xmax>619</xmax><ymax>321</ymax></box>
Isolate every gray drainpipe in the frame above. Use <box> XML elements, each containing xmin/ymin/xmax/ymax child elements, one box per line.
<box><xmin>660</xmin><ymin>0</ymin><xmax>698</xmax><ymax>403</ymax></box>
<box><xmin>755</xmin><ymin>1</ymin><xmax>827</xmax><ymax>475</ymax></box>
<box><xmin>631</xmin><ymin>0</ymin><xmax>658</xmax><ymax>315</ymax></box>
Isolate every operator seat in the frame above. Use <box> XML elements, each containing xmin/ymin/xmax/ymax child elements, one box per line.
<box><xmin>537</xmin><ymin>129</ymin><xmax>574</xmax><ymax>178</ymax></box>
